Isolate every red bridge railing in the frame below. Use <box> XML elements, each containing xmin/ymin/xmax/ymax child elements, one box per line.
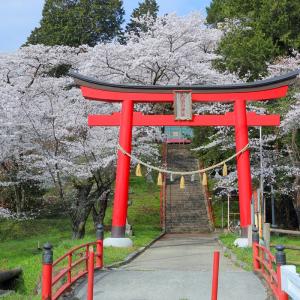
<box><xmin>252</xmin><ymin>227</ymin><xmax>288</xmax><ymax>300</ymax></box>
<box><xmin>41</xmin><ymin>224</ymin><xmax>104</xmax><ymax>300</ymax></box>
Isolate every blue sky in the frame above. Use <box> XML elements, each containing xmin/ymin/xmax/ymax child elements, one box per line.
<box><xmin>0</xmin><ymin>0</ymin><xmax>211</xmax><ymax>53</ymax></box>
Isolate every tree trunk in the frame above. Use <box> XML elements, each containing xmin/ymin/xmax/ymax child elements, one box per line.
<box><xmin>72</xmin><ymin>219</ymin><xmax>87</xmax><ymax>239</ymax></box>
<box><xmin>69</xmin><ymin>165</ymin><xmax>115</xmax><ymax>239</ymax></box>
<box><xmin>70</xmin><ymin>182</ymin><xmax>94</xmax><ymax>239</ymax></box>
<box><xmin>92</xmin><ymin>189</ymin><xmax>110</xmax><ymax>228</ymax></box>
<box><xmin>14</xmin><ymin>185</ymin><xmax>24</xmax><ymax>216</ymax></box>
<box><xmin>294</xmin><ymin>175</ymin><xmax>300</xmax><ymax>229</ymax></box>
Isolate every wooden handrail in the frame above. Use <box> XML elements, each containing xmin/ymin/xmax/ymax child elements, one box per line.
<box><xmin>270</xmin><ymin>228</ymin><xmax>300</xmax><ymax>236</ymax></box>
<box><xmin>270</xmin><ymin>244</ymin><xmax>300</xmax><ymax>251</ymax></box>
<box><xmin>53</xmin><ymin>242</ymin><xmax>97</xmax><ymax>266</ymax></box>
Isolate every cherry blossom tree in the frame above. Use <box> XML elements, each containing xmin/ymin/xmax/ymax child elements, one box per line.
<box><xmin>77</xmin><ymin>13</ymin><xmax>237</xmax><ymax>86</ymax></box>
<box><xmin>0</xmin><ymin>45</ymin><xmax>118</xmax><ymax>236</ymax></box>
<box><xmin>0</xmin><ymin>44</ymin><xmax>161</xmax><ymax>237</ymax></box>
<box><xmin>192</xmin><ymin>52</ymin><xmax>300</xmax><ymax>227</ymax></box>
<box><xmin>0</xmin><ymin>52</ymin><xmax>40</xmax><ymax>215</ymax></box>
<box><xmin>267</xmin><ymin>53</ymin><xmax>300</xmax><ymax>226</ymax></box>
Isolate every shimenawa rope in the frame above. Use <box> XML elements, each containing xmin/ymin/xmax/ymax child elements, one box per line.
<box><xmin>117</xmin><ymin>143</ymin><xmax>249</xmax><ymax>176</ymax></box>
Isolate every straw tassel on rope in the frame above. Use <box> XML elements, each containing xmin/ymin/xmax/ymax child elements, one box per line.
<box><xmin>180</xmin><ymin>176</ymin><xmax>185</xmax><ymax>189</ymax></box>
<box><xmin>117</xmin><ymin>143</ymin><xmax>249</xmax><ymax>177</ymax></box>
<box><xmin>202</xmin><ymin>172</ymin><xmax>208</xmax><ymax>186</ymax></box>
<box><xmin>157</xmin><ymin>172</ymin><xmax>163</xmax><ymax>186</ymax></box>
<box><xmin>222</xmin><ymin>163</ymin><xmax>228</xmax><ymax>177</ymax></box>
<box><xmin>135</xmin><ymin>163</ymin><xmax>142</xmax><ymax>177</ymax></box>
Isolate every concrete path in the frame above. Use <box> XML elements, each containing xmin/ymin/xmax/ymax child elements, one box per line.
<box><xmin>74</xmin><ymin>233</ymin><xmax>267</xmax><ymax>300</ymax></box>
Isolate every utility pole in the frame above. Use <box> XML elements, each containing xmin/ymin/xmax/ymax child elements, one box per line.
<box><xmin>227</xmin><ymin>193</ymin><xmax>230</xmax><ymax>232</ymax></box>
<box><xmin>271</xmin><ymin>185</ymin><xmax>277</xmax><ymax>228</ymax></box>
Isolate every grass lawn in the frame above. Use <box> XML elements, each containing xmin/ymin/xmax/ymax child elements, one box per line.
<box><xmin>219</xmin><ymin>233</ymin><xmax>253</xmax><ymax>271</ymax></box>
<box><xmin>271</xmin><ymin>235</ymin><xmax>300</xmax><ymax>272</ymax></box>
<box><xmin>0</xmin><ymin>176</ymin><xmax>161</xmax><ymax>299</ymax></box>
<box><xmin>219</xmin><ymin>233</ymin><xmax>300</xmax><ymax>273</ymax></box>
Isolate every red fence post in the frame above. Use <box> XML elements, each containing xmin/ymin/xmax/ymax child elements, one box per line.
<box><xmin>41</xmin><ymin>243</ymin><xmax>53</xmax><ymax>300</ymax></box>
<box><xmin>87</xmin><ymin>246</ymin><xmax>95</xmax><ymax>300</ymax></box>
<box><xmin>252</xmin><ymin>226</ymin><xmax>260</xmax><ymax>271</ymax></box>
<box><xmin>67</xmin><ymin>253</ymin><xmax>72</xmax><ymax>285</ymax></box>
<box><xmin>275</xmin><ymin>245</ymin><xmax>288</xmax><ymax>300</ymax></box>
<box><xmin>96</xmin><ymin>224</ymin><xmax>104</xmax><ymax>268</ymax></box>
<box><xmin>211</xmin><ymin>251</ymin><xmax>220</xmax><ymax>300</ymax></box>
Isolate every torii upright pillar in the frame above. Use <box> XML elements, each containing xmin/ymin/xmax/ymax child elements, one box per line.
<box><xmin>70</xmin><ymin>69</ymin><xmax>299</xmax><ymax>247</ymax></box>
<box><xmin>111</xmin><ymin>100</ymin><xmax>134</xmax><ymax>242</ymax></box>
<box><xmin>234</xmin><ymin>100</ymin><xmax>252</xmax><ymax>234</ymax></box>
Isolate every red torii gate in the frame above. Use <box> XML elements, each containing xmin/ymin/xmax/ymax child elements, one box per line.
<box><xmin>71</xmin><ymin>70</ymin><xmax>299</xmax><ymax>246</ymax></box>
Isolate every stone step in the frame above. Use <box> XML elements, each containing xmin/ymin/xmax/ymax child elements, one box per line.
<box><xmin>167</xmin><ymin>224</ymin><xmax>210</xmax><ymax>229</ymax></box>
<box><xmin>167</xmin><ymin>223</ymin><xmax>210</xmax><ymax>228</ymax></box>
<box><xmin>166</xmin><ymin>216</ymin><xmax>208</xmax><ymax>220</ymax></box>
<box><xmin>164</xmin><ymin>144</ymin><xmax>212</xmax><ymax>234</ymax></box>
<box><xmin>166</xmin><ymin>225</ymin><xmax>211</xmax><ymax>232</ymax></box>
<box><xmin>166</xmin><ymin>218</ymin><xmax>208</xmax><ymax>224</ymax></box>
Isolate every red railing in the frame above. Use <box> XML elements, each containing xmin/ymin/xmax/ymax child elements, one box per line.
<box><xmin>42</xmin><ymin>225</ymin><xmax>104</xmax><ymax>300</ymax></box>
<box><xmin>253</xmin><ymin>243</ymin><xmax>279</xmax><ymax>296</ymax></box>
<box><xmin>252</xmin><ymin>228</ymin><xmax>288</xmax><ymax>300</ymax></box>
<box><xmin>52</xmin><ymin>241</ymin><xmax>102</xmax><ymax>299</ymax></box>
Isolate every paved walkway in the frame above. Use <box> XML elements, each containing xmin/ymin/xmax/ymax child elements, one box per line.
<box><xmin>74</xmin><ymin>234</ymin><xmax>267</xmax><ymax>300</ymax></box>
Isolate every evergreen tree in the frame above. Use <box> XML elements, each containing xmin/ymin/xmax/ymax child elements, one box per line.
<box><xmin>26</xmin><ymin>0</ymin><xmax>125</xmax><ymax>47</ymax></box>
<box><xmin>206</xmin><ymin>0</ymin><xmax>300</xmax><ymax>80</ymax></box>
<box><xmin>126</xmin><ymin>0</ymin><xmax>159</xmax><ymax>35</ymax></box>
<box><xmin>213</xmin><ymin>28</ymin><xmax>276</xmax><ymax>81</ymax></box>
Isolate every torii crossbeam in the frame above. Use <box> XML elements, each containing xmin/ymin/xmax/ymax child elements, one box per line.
<box><xmin>71</xmin><ymin>70</ymin><xmax>299</xmax><ymax>247</ymax></box>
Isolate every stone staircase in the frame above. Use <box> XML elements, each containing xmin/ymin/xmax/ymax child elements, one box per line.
<box><xmin>165</xmin><ymin>144</ymin><xmax>212</xmax><ymax>233</ymax></box>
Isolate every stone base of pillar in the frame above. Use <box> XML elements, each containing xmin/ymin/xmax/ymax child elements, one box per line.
<box><xmin>240</xmin><ymin>226</ymin><xmax>248</xmax><ymax>237</ymax></box>
<box><xmin>104</xmin><ymin>237</ymin><xmax>133</xmax><ymax>248</ymax></box>
<box><xmin>234</xmin><ymin>238</ymin><xmax>249</xmax><ymax>248</ymax></box>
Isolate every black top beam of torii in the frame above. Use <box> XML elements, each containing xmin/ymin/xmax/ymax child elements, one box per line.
<box><xmin>69</xmin><ymin>70</ymin><xmax>299</xmax><ymax>94</ymax></box>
